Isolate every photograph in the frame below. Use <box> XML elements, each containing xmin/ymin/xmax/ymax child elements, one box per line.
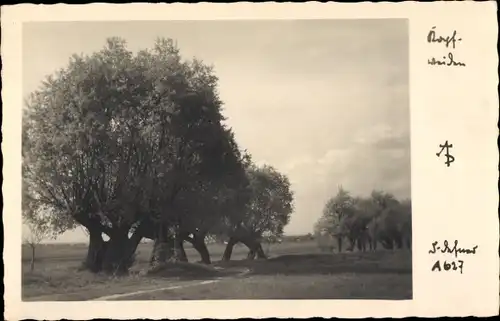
<box><xmin>20</xmin><ymin>19</ymin><xmax>412</xmax><ymax>301</ymax></box>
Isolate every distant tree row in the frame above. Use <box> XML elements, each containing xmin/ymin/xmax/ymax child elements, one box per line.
<box><xmin>22</xmin><ymin>37</ymin><xmax>294</xmax><ymax>274</ymax></box>
<box><xmin>314</xmin><ymin>187</ymin><xmax>411</xmax><ymax>253</ymax></box>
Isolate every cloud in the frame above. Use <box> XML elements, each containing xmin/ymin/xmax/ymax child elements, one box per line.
<box><xmin>353</xmin><ymin>123</ymin><xmax>410</xmax><ymax>149</ymax></box>
<box><xmin>353</xmin><ymin>123</ymin><xmax>396</xmax><ymax>145</ymax></box>
<box><xmin>283</xmin><ymin>123</ymin><xmax>410</xmax><ymax>235</ymax></box>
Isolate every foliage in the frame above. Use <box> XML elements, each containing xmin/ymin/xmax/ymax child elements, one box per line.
<box><xmin>22</xmin><ymin>36</ymin><xmax>254</xmax><ymax>272</ymax></box>
<box><xmin>23</xmin><ymin>218</ymin><xmax>54</xmax><ymax>272</ymax></box>
<box><xmin>23</xmin><ymin>219</ymin><xmax>52</xmax><ymax>247</ymax></box>
<box><xmin>237</xmin><ymin>164</ymin><xmax>294</xmax><ymax>238</ymax></box>
<box><xmin>318</xmin><ymin>186</ymin><xmax>355</xmax><ymax>236</ymax></box>
<box><xmin>316</xmin><ymin>187</ymin><xmax>411</xmax><ymax>251</ymax></box>
<box><xmin>23</xmin><ymin>37</ymin><xmax>152</xmax><ymax>237</ymax></box>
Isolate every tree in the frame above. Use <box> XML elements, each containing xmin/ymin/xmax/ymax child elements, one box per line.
<box><xmin>318</xmin><ymin>186</ymin><xmax>356</xmax><ymax>252</ymax></box>
<box><xmin>221</xmin><ymin>164</ymin><xmax>294</xmax><ymax>261</ymax></box>
<box><xmin>314</xmin><ymin>217</ymin><xmax>336</xmax><ymax>252</ymax></box>
<box><xmin>377</xmin><ymin>197</ymin><xmax>411</xmax><ymax>250</ymax></box>
<box><xmin>23</xmin><ymin>220</ymin><xmax>52</xmax><ymax>272</ymax></box>
<box><xmin>339</xmin><ymin>196</ymin><xmax>377</xmax><ymax>252</ymax></box>
<box><xmin>399</xmin><ymin>199</ymin><xmax>412</xmax><ymax>249</ymax></box>
<box><xmin>22</xmin><ymin>37</ymin><xmax>248</xmax><ymax>274</ymax></box>
<box><xmin>23</xmin><ymin>37</ymin><xmax>154</xmax><ymax>273</ymax></box>
<box><xmin>370</xmin><ymin>190</ymin><xmax>399</xmax><ymax>211</ymax></box>
<box><xmin>367</xmin><ymin>190</ymin><xmax>403</xmax><ymax>250</ymax></box>
<box><xmin>262</xmin><ymin>230</ymin><xmax>281</xmax><ymax>257</ymax></box>
<box><xmin>317</xmin><ymin>187</ymin><xmax>412</xmax><ymax>253</ymax></box>
<box><xmin>135</xmin><ymin>38</ymin><xmax>251</xmax><ymax>267</ymax></box>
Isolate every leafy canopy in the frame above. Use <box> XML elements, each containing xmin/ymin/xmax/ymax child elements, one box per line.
<box><xmin>22</xmin><ymin>37</ymin><xmax>247</xmax><ymax>239</ymax></box>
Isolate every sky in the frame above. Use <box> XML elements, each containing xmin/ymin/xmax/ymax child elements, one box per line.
<box><xmin>22</xmin><ymin>19</ymin><xmax>410</xmax><ymax>243</ymax></box>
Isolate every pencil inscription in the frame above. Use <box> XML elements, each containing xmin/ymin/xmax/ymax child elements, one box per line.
<box><xmin>426</xmin><ymin>26</ymin><xmax>466</xmax><ymax>67</ymax></box>
<box><xmin>429</xmin><ymin>240</ymin><xmax>478</xmax><ymax>275</ymax></box>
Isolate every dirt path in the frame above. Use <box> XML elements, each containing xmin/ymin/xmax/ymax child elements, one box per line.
<box><xmin>92</xmin><ymin>267</ymin><xmax>251</xmax><ymax>301</ymax></box>
<box><xmin>92</xmin><ymin>279</ymin><xmax>222</xmax><ymax>301</ymax></box>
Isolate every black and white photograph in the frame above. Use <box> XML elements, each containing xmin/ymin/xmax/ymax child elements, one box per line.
<box><xmin>3</xmin><ymin>2</ymin><xmax>500</xmax><ymax>319</ymax></box>
<box><xmin>20</xmin><ymin>19</ymin><xmax>412</xmax><ymax>301</ymax></box>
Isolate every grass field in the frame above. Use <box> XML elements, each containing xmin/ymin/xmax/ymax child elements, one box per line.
<box><xmin>22</xmin><ymin>240</ymin><xmax>412</xmax><ymax>301</ymax></box>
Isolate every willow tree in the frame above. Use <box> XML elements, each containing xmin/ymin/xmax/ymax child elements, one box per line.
<box><xmin>221</xmin><ymin>164</ymin><xmax>294</xmax><ymax>261</ymax></box>
<box><xmin>135</xmin><ymin>38</ymin><xmax>249</xmax><ymax>265</ymax></box>
<box><xmin>23</xmin><ymin>38</ymin><xmax>151</xmax><ymax>273</ymax></box>
<box><xmin>317</xmin><ymin>186</ymin><xmax>357</xmax><ymax>252</ymax></box>
<box><xmin>22</xmin><ymin>37</ymin><xmax>247</xmax><ymax>273</ymax></box>
<box><xmin>367</xmin><ymin>193</ymin><xmax>411</xmax><ymax>250</ymax></box>
<box><xmin>317</xmin><ymin>188</ymin><xmax>412</xmax><ymax>253</ymax></box>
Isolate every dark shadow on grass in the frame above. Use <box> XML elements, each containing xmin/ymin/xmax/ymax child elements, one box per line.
<box><xmin>145</xmin><ymin>262</ymin><xmax>245</xmax><ymax>281</ymax></box>
<box><xmin>214</xmin><ymin>250</ymin><xmax>412</xmax><ymax>277</ymax></box>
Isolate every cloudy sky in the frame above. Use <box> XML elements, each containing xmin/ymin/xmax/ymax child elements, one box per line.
<box><xmin>22</xmin><ymin>19</ymin><xmax>410</xmax><ymax>242</ymax></box>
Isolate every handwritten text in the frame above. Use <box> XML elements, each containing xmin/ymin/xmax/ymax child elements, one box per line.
<box><xmin>428</xmin><ymin>240</ymin><xmax>478</xmax><ymax>258</ymax></box>
<box><xmin>426</xmin><ymin>26</ymin><xmax>466</xmax><ymax>67</ymax></box>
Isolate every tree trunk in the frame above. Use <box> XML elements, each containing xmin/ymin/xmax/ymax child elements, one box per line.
<box><xmin>102</xmin><ymin>231</ymin><xmax>130</xmax><ymax>275</ymax></box>
<box><xmin>30</xmin><ymin>245</ymin><xmax>35</xmax><ymax>272</ymax></box>
<box><xmin>241</xmin><ymin>237</ymin><xmax>266</xmax><ymax>260</ymax></box>
<box><xmin>174</xmin><ymin>235</ymin><xmax>188</xmax><ymax>262</ymax></box>
<box><xmin>370</xmin><ymin>235</ymin><xmax>378</xmax><ymax>251</ymax></box>
<box><xmin>368</xmin><ymin>227</ymin><xmax>377</xmax><ymax>251</ymax></box>
<box><xmin>150</xmin><ymin>239</ymin><xmax>164</xmax><ymax>265</ymax></box>
<box><xmin>98</xmin><ymin>223</ymin><xmax>147</xmax><ymax>275</ymax></box>
<box><xmin>115</xmin><ymin>225</ymin><xmax>145</xmax><ymax>271</ymax></box>
<box><xmin>150</xmin><ymin>222</ymin><xmax>173</xmax><ymax>266</ymax></box>
<box><xmin>149</xmin><ymin>241</ymin><xmax>156</xmax><ymax>265</ymax></box>
<box><xmin>150</xmin><ymin>237</ymin><xmax>174</xmax><ymax>266</ymax></box>
<box><xmin>84</xmin><ymin>230</ymin><xmax>107</xmax><ymax>273</ymax></box>
<box><xmin>394</xmin><ymin>233</ymin><xmax>403</xmax><ymax>249</ymax></box>
<box><xmin>255</xmin><ymin>242</ymin><xmax>267</xmax><ymax>259</ymax></box>
<box><xmin>336</xmin><ymin>236</ymin><xmax>343</xmax><ymax>253</ymax></box>
<box><xmin>358</xmin><ymin>231</ymin><xmax>369</xmax><ymax>252</ymax></box>
<box><xmin>247</xmin><ymin>248</ymin><xmax>256</xmax><ymax>260</ymax></box>
<box><xmin>381</xmin><ymin>237</ymin><xmax>393</xmax><ymax>250</ymax></box>
<box><xmin>191</xmin><ymin>235</ymin><xmax>211</xmax><ymax>264</ymax></box>
<box><xmin>222</xmin><ymin>237</ymin><xmax>237</xmax><ymax>261</ymax></box>
<box><xmin>240</xmin><ymin>237</ymin><xmax>256</xmax><ymax>260</ymax></box>
<box><xmin>347</xmin><ymin>236</ymin><xmax>356</xmax><ymax>251</ymax></box>
<box><xmin>367</xmin><ymin>237</ymin><xmax>374</xmax><ymax>251</ymax></box>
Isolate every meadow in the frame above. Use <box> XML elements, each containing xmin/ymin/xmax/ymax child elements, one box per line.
<box><xmin>22</xmin><ymin>240</ymin><xmax>412</xmax><ymax>301</ymax></box>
